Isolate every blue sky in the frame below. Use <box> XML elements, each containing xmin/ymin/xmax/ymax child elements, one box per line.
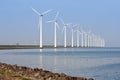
<box><xmin>0</xmin><ymin>0</ymin><xmax>120</xmax><ymax>47</ymax></box>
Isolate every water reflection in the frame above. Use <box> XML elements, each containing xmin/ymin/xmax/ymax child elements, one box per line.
<box><xmin>37</xmin><ymin>48</ymin><xmax>120</xmax><ymax>77</ymax></box>
<box><xmin>53</xmin><ymin>54</ymin><xmax>57</xmax><ymax>72</ymax></box>
<box><xmin>39</xmin><ymin>49</ymin><xmax>43</xmax><ymax>52</ymax></box>
<box><xmin>1</xmin><ymin>48</ymin><xmax>120</xmax><ymax>80</ymax></box>
<box><xmin>54</xmin><ymin>48</ymin><xmax>57</xmax><ymax>52</ymax></box>
<box><xmin>39</xmin><ymin>54</ymin><xmax>43</xmax><ymax>68</ymax></box>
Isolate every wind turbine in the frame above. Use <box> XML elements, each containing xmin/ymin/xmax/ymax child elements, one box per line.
<box><xmin>80</xmin><ymin>28</ymin><xmax>85</xmax><ymax>47</ymax></box>
<box><xmin>71</xmin><ymin>24</ymin><xmax>78</xmax><ymax>47</ymax></box>
<box><xmin>91</xmin><ymin>33</ymin><xmax>95</xmax><ymax>47</ymax></box>
<box><xmin>89</xmin><ymin>33</ymin><xmax>92</xmax><ymax>47</ymax></box>
<box><xmin>84</xmin><ymin>31</ymin><xmax>87</xmax><ymax>47</ymax></box>
<box><xmin>98</xmin><ymin>36</ymin><xmax>102</xmax><ymax>47</ymax></box>
<box><xmin>92</xmin><ymin>33</ymin><xmax>96</xmax><ymax>47</ymax></box>
<box><xmin>76</xmin><ymin>26</ymin><xmax>80</xmax><ymax>47</ymax></box>
<box><xmin>79</xmin><ymin>29</ymin><xmax>83</xmax><ymax>47</ymax></box>
<box><xmin>47</xmin><ymin>12</ymin><xmax>59</xmax><ymax>48</ymax></box>
<box><xmin>32</xmin><ymin>7</ymin><xmax>52</xmax><ymax>48</ymax></box>
<box><xmin>87</xmin><ymin>30</ymin><xmax>91</xmax><ymax>47</ymax></box>
<box><xmin>103</xmin><ymin>38</ymin><xmax>105</xmax><ymax>47</ymax></box>
<box><xmin>61</xmin><ymin>19</ymin><xmax>71</xmax><ymax>48</ymax></box>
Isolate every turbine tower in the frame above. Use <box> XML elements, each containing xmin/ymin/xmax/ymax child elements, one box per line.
<box><xmin>71</xmin><ymin>27</ymin><xmax>74</xmax><ymax>47</ymax></box>
<box><xmin>61</xmin><ymin>19</ymin><xmax>71</xmax><ymax>48</ymax></box>
<box><xmin>80</xmin><ymin>29</ymin><xmax>84</xmax><ymax>47</ymax></box>
<box><xmin>71</xmin><ymin>24</ymin><xmax>77</xmax><ymax>47</ymax></box>
<box><xmin>47</xmin><ymin>12</ymin><xmax>59</xmax><ymax>48</ymax></box>
<box><xmin>32</xmin><ymin>7</ymin><xmax>51</xmax><ymax>48</ymax></box>
<box><xmin>81</xmin><ymin>31</ymin><xmax>84</xmax><ymax>47</ymax></box>
<box><xmin>87</xmin><ymin>30</ymin><xmax>91</xmax><ymax>47</ymax></box>
<box><xmin>84</xmin><ymin>31</ymin><xmax>87</xmax><ymax>47</ymax></box>
<box><xmin>76</xmin><ymin>27</ymin><xmax>80</xmax><ymax>47</ymax></box>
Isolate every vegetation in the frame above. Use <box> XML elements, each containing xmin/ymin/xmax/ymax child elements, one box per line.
<box><xmin>0</xmin><ymin>70</ymin><xmax>31</xmax><ymax>80</ymax></box>
<box><xmin>0</xmin><ymin>45</ymin><xmax>73</xmax><ymax>49</ymax></box>
<box><xmin>0</xmin><ymin>62</ymin><xmax>94</xmax><ymax>80</ymax></box>
<box><xmin>0</xmin><ymin>45</ymin><xmax>39</xmax><ymax>49</ymax></box>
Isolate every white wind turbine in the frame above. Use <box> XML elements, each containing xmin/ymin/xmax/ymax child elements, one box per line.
<box><xmin>99</xmin><ymin>36</ymin><xmax>103</xmax><ymax>47</ymax></box>
<box><xmin>61</xmin><ymin>19</ymin><xmax>71</xmax><ymax>48</ymax></box>
<box><xmin>81</xmin><ymin>31</ymin><xmax>84</xmax><ymax>48</ymax></box>
<box><xmin>76</xmin><ymin>26</ymin><xmax>80</xmax><ymax>47</ymax></box>
<box><xmin>91</xmin><ymin>33</ymin><xmax>95</xmax><ymax>47</ymax></box>
<box><xmin>83</xmin><ymin>31</ymin><xmax>87</xmax><ymax>47</ymax></box>
<box><xmin>47</xmin><ymin>12</ymin><xmax>59</xmax><ymax>48</ymax></box>
<box><xmin>74</xmin><ymin>26</ymin><xmax>80</xmax><ymax>47</ymax></box>
<box><xmin>102</xmin><ymin>38</ymin><xmax>105</xmax><ymax>47</ymax></box>
<box><xmin>71</xmin><ymin>24</ymin><xmax>78</xmax><ymax>47</ymax></box>
<box><xmin>32</xmin><ymin>7</ymin><xmax>52</xmax><ymax>48</ymax></box>
<box><xmin>94</xmin><ymin>34</ymin><xmax>98</xmax><ymax>47</ymax></box>
<box><xmin>87</xmin><ymin>30</ymin><xmax>91</xmax><ymax>47</ymax></box>
<box><xmin>91</xmin><ymin>34</ymin><xmax>94</xmax><ymax>47</ymax></box>
<box><xmin>81</xmin><ymin>29</ymin><xmax>87</xmax><ymax>47</ymax></box>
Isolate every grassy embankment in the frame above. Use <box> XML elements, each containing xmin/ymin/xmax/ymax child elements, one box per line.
<box><xmin>0</xmin><ymin>70</ymin><xmax>31</xmax><ymax>80</ymax></box>
<box><xmin>0</xmin><ymin>45</ymin><xmax>73</xmax><ymax>49</ymax></box>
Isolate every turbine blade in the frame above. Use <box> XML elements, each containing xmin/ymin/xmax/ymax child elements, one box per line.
<box><xmin>71</xmin><ymin>24</ymin><xmax>78</xmax><ymax>30</ymax></box>
<box><xmin>46</xmin><ymin>20</ymin><xmax>54</xmax><ymax>23</ymax></box>
<box><xmin>38</xmin><ymin>19</ymin><xmax>40</xmax><ymax>29</ymax></box>
<box><xmin>42</xmin><ymin>9</ymin><xmax>52</xmax><ymax>15</ymax></box>
<box><xmin>54</xmin><ymin>12</ymin><xmax>59</xmax><ymax>20</ymax></box>
<box><xmin>73</xmin><ymin>29</ymin><xmax>77</xmax><ymax>32</ymax></box>
<box><xmin>56</xmin><ymin>22</ymin><xmax>60</xmax><ymax>29</ymax></box>
<box><xmin>79</xmin><ymin>27</ymin><xmax>83</xmax><ymax>33</ymax></box>
<box><xmin>67</xmin><ymin>23</ymin><xmax>72</xmax><ymax>26</ymax></box>
<box><xmin>62</xmin><ymin>27</ymin><xmax>65</xmax><ymax>33</ymax></box>
<box><xmin>31</xmin><ymin>7</ymin><xmax>40</xmax><ymax>15</ymax></box>
<box><xmin>73</xmin><ymin>24</ymin><xmax>78</xmax><ymax>27</ymax></box>
<box><xmin>60</xmin><ymin>18</ymin><xmax>65</xmax><ymax>25</ymax></box>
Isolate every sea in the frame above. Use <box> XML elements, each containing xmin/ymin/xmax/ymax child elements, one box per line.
<box><xmin>0</xmin><ymin>48</ymin><xmax>120</xmax><ymax>80</ymax></box>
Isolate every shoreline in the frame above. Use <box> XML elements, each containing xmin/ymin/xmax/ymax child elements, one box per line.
<box><xmin>0</xmin><ymin>45</ymin><xmax>109</xmax><ymax>50</ymax></box>
<box><xmin>0</xmin><ymin>62</ymin><xmax>94</xmax><ymax>80</ymax></box>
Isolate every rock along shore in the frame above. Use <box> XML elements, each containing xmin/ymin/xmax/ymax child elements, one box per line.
<box><xmin>0</xmin><ymin>62</ymin><xmax>94</xmax><ymax>80</ymax></box>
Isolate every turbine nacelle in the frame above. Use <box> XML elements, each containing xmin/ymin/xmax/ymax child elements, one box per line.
<box><xmin>61</xmin><ymin>20</ymin><xmax>72</xmax><ymax>32</ymax></box>
<box><xmin>47</xmin><ymin>12</ymin><xmax>59</xmax><ymax>22</ymax></box>
<box><xmin>31</xmin><ymin>7</ymin><xmax>52</xmax><ymax>16</ymax></box>
<box><xmin>62</xmin><ymin>23</ymin><xmax>71</xmax><ymax>33</ymax></box>
<box><xmin>47</xmin><ymin>12</ymin><xmax>60</xmax><ymax>29</ymax></box>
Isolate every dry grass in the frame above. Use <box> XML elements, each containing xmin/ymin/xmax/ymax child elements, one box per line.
<box><xmin>0</xmin><ymin>71</ymin><xmax>31</xmax><ymax>80</ymax></box>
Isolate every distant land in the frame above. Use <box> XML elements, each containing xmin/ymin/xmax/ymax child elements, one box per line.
<box><xmin>0</xmin><ymin>45</ymin><xmax>72</xmax><ymax>49</ymax></box>
<box><xmin>0</xmin><ymin>45</ymin><xmax>119</xmax><ymax>50</ymax></box>
<box><xmin>0</xmin><ymin>45</ymin><xmax>92</xmax><ymax>49</ymax></box>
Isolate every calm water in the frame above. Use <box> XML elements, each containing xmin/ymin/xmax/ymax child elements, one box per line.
<box><xmin>0</xmin><ymin>48</ymin><xmax>120</xmax><ymax>80</ymax></box>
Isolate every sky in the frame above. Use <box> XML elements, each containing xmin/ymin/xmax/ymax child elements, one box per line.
<box><xmin>0</xmin><ymin>0</ymin><xmax>120</xmax><ymax>47</ymax></box>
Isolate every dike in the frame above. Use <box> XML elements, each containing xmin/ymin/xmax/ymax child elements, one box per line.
<box><xmin>0</xmin><ymin>62</ymin><xmax>94</xmax><ymax>80</ymax></box>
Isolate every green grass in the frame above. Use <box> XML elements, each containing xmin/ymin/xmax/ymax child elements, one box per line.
<box><xmin>0</xmin><ymin>71</ymin><xmax>31</xmax><ymax>80</ymax></box>
<box><xmin>12</xmin><ymin>75</ymin><xmax>31</xmax><ymax>80</ymax></box>
<box><xmin>19</xmin><ymin>77</ymin><xmax>31</xmax><ymax>80</ymax></box>
<box><xmin>0</xmin><ymin>71</ymin><xmax>4</xmax><ymax>75</ymax></box>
